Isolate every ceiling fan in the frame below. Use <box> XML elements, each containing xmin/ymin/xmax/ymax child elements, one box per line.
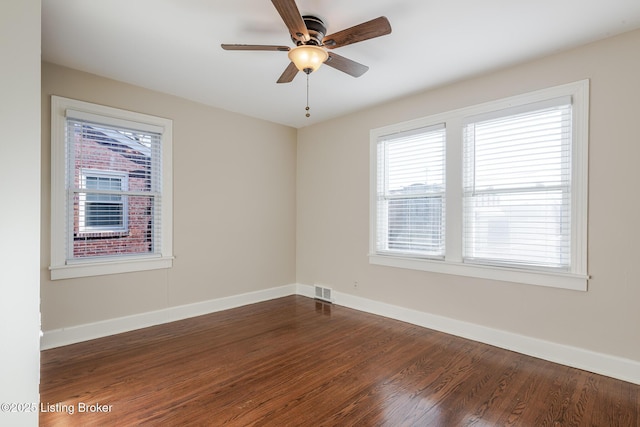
<box><xmin>221</xmin><ymin>0</ymin><xmax>392</xmax><ymax>84</ymax></box>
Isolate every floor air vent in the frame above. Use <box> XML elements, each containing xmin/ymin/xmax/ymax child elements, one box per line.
<box><xmin>314</xmin><ymin>285</ymin><xmax>333</xmax><ymax>303</ymax></box>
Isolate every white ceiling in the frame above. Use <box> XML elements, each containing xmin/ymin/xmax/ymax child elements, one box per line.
<box><xmin>42</xmin><ymin>0</ymin><xmax>640</xmax><ymax>128</ymax></box>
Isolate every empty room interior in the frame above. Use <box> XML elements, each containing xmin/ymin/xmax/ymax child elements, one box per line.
<box><xmin>3</xmin><ymin>0</ymin><xmax>640</xmax><ymax>425</ymax></box>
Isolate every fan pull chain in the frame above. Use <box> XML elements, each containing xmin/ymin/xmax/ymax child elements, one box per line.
<box><xmin>305</xmin><ymin>73</ymin><xmax>311</xmax><ymax>118</ymax></box>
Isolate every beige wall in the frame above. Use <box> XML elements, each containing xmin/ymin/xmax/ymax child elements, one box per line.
<box><xmin>41</xmin><ymin>62</ymin><xmax>297</xmax><ymax>331</ymax></box>
<box><xmin>297</xmin><ymin>29</ymin><xmax>640</xmax><ymax>362</ymax></box>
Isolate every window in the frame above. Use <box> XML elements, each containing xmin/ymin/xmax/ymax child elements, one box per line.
<box><xmin>79</xmin><ymin>170</ymin><xmax>128</xmax><ymax>233</ymax></box>
<box><xmin>463</xmin><ymin>98</ymin><xmax>572</xmax><ymax>270</ymax></box>
<box><xmin>370</xmin><ymin>81</ymin><xmax>589</xmax><ymax>290</ymax></box>
<box><xmin>376</xmin><ymin>124</ymin><xmax>446</xmax><ymax>258</ymax></box>
<box><xmin>50</xmin><ymin>96</ymin><xmax>173</xmax><ymax>279</ymax></box>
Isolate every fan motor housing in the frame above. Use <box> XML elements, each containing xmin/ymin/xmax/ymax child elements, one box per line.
<box><xmin>296</xmin><ymin>15</ymin><xmax>326</xmax><ymax>46</ymax></box>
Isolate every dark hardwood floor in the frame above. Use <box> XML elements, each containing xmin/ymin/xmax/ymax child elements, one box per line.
<box><xmin>40</xmin><ymin>295</ymin><xmax>639</xmax><ymax>426</ymax></box>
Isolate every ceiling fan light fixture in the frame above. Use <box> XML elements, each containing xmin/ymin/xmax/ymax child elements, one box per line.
<box><xmin>288</xmin><ymin>45</ymin><xmax>329</xmax><ymax>74</ymax></box>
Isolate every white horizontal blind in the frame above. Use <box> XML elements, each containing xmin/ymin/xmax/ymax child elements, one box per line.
<box><xmin>462</xmin><ymin>99</ymin><xmax>572</xmax><ymax>270</ymax></box>
<box><xmin>377</xmin><ymin>124</ymin><xmax>446</xmax><ymax>258</ymax></box>
<box><xmin>65</xmin><ymin>118</ymin><xmax>163</xmax><ymax>261</ymax></box>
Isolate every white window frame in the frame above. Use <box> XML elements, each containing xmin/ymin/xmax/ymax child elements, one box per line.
<box><xmin>50</xmin><ymin>96</ymin><xmax>174</xmax><ymax>280</ymax></box>
<box><xmin>370</xmin><ymin>80</ymin><xmax>589</xmax><ymax>291</ymax></box>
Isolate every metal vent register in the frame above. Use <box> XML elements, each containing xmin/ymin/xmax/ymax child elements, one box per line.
<box><xmin>314</xmin><ymin>285</ymin><xmax>333</xmax><ymax>303</ymax></box>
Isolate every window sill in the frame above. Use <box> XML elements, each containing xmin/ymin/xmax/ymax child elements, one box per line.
<box><xmin>49</xmin><ymin>256</ymin><xmax>174</xmax><ymax>280</ymax></box>
<box><xmin>369</xmin><ymin>254</ymin><xmax>588</xmax><ymax>291</ymax></box>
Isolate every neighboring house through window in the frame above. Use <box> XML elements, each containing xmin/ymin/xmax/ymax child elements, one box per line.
<box><xmin>370</xmin><ymin>80</ymin><xmax>589</xmax><ymax>290</ymax></box>
<box><xmin>50</xmin><ymin>96</ymin><xmax>173</xmax><ymax>279</ymax></box>
<box><xmin>79</xmin><ymin>170</ymin><xmax>128</xmax><ymax>233</ymax></box>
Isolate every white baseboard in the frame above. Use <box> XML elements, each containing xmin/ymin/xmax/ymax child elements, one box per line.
<box><xmin>40</xmin><ymin>284</ymin><xmax>298</xmax><ymax>350</ymax></box>
<box><xmin>297</xmin><ymin>284</ymin><xmax>640</xmax><ymax>386</ymax></box>
<box><xmin>41</xmin><ymin>282</ymin><xmax>640</xmax><ymax>385</ymax></box>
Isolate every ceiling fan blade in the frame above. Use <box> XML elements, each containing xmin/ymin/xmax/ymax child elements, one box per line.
<box><xmin>221</xmin><ymin>44</ymin><xmax>290</xmax><ymax>52</ymax></box>
<box><xmin>323</xmin><ymin>16</ymin><xmax>391</xmax><ymax>49</ymax></box>
<box><xmin>271</xmin><ymin>0</ymin><xmax>309</xmax><ymax>43</ymax></box>
<box><xmin>277</xmin><ymin>62</ymin><xmax>299</xmax><ymax>83</ymax></box>
<box><xmin>325</xmin><ymin>52</ymin><xmax>369</xmax><ymax>78</ymax></box>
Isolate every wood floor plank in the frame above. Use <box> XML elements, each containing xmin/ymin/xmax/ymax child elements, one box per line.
<box><xmin>40</xmin><ymin>296</ymin><xmax>640</xmax><ymax>426</ymax></box>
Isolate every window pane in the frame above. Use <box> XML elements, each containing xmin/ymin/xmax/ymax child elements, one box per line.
<box><xmin>469</xmin><ymin>108</ymin><xmax>570</xmax><ymax>191</ymax></box>
<box><xmin>73</xmin><ymin>194</ymin><xmax>156</xmax><ymax>258</ymax></box>
<box><xmin>464</xmin><ymin>190</ymin><xmax>569</xmax><ymax>268</ymax></box>
<box><xmin>388</xmin><ymin>195</ymin><xmax>444</xmax><ymax>253</ymax></box>
<box><xmin>85</xmin><ymin>175</ymin><xmax>123</xmax><ymax>191</ymax></box>
<box><xmin>85</xmin><ymin>203</ymin><xmax>124</xmax><ymax>227</ymax></box>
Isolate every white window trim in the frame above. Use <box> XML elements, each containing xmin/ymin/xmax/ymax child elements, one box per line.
<box><xmin>369</xmin><ymin>80</ymin><xmax>589</xmax><ymax>291</ymax></box>
<box><xmin>50</xmin><ymin>96</ymin><xmax>174</xmax><ymax>280</ymax></box>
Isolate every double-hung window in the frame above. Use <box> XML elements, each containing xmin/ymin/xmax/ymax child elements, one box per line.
<box><xmin>50</xmin><ymin>96</ymin><xmax>173</xmax><ymax>280</ymax></box>
<box><xmin>375</xmin><ymin>124</ymin><xmax>446</xmax><ymax>258</ymax></box>
<box><xmin>370</xmin><ymin>81</ymin><xmax>589</xmax><ymax>290</ymax></box>
<box><xmin>79</xmin><ymin>170</ymin><xmax>128</xmax><ymax>233</ymax></box>
<box><xmin>462</xmin><ymin>99</ymin><xmax>572</xmax><ymax>270</ymax></box>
